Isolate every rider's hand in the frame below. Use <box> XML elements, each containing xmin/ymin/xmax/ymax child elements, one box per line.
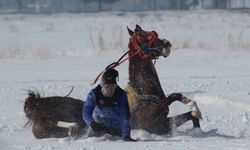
<box><xmin>90</xmin><ymin>121</ymin><xmax>104</xmax><ymax>133</ymax></box>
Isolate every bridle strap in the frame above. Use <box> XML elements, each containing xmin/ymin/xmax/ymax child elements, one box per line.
<box><xmin>91</xmin><ymin>48</ymin><xmax>140</xmax><ymax>85</ymax></box>
<box><xmin>91</xmin><ymin>33</ymin><xmax>155</xmax><ymax>85</ymax></box>
<box><xmin>131</xmin><ymin>37</ymin><xmax>151</xmax><ymax>60</ymax></box>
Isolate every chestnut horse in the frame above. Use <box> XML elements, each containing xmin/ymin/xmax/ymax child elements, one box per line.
<box><xmin>126</xmin><ymin>25</ymin><xmax>202</xmax><ymax>134</ymax></box>
<box><xmin>24</xmin><ymin>25</ymin><xmax>202</xmax><ymax>139</ymax></box>
<box><xmin>24</xmin><ymin>90</ymin><xmax>87</xmax><ymax>139</ymax></box>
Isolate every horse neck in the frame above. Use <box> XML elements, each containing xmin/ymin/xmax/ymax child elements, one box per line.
<box><xmin>128</xmin><ymin>48</ymin><xmax>166</xmax><ymax>100</ymax></box>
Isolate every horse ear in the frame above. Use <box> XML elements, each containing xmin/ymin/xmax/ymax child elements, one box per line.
<box><xmin>127</xmin><ymin>26</ymin><xmax>134</xmax><ymax>36</ymax></box>
<box><xmin>135</xmin><ymin>24</ymin><xmax>142</xmax><ymax>32</ymax></box>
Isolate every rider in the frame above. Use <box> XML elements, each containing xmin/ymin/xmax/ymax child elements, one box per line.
<box><xmin>82</xmin><ymin>68</ymin><xmax>136</xmax><ymax>141</ymax></box>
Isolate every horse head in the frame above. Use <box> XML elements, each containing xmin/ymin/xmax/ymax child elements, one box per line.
<box><xmin>127</xmin><ymin>24</ymin><xmax>171</xmax><ymax>59</ymax></box>
<box><xmin>126</xmin><ymin>25</ymin><xmax>170</xmax><ymax>111</ymax></box>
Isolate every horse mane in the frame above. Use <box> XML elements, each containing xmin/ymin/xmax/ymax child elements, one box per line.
<box><xmin>24</xmin><ymin>91</ymin><xmax>42</xmax><ymax>127</ymax></box>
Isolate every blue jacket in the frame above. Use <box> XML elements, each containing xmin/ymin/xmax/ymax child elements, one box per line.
<box><xmin>82</xmin><ymin>85</ymin><xmax>131</xmax><ymax>137</ymax></box>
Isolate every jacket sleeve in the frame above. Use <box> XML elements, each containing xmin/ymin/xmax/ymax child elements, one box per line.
<box><xmin>119</xmin><ymin>92</ymin><xmax>131</xmax><ymax>137</ymax></box>
<box><xmin>82</xmin><ymin>91</ymin><xmax>96</xmax><ymax>126</ymax></box>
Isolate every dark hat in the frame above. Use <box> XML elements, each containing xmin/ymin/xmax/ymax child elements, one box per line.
<box><xmin>101</xmin><ymin>68</ymin><xmax>118</xmax><ymax>84</ymax></box>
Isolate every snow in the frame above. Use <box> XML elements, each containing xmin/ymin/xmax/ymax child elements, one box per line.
<box><xmin>1</xmin><ymin>11</ymin><xmax>250</xmax><ymax>59</ymax></box>
<box><xmin>1</xmin><ymin>11</ymin><xmax>250</xmax><ymax>149</ymax></box>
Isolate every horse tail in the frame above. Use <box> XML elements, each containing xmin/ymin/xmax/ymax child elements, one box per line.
<box><xmin>24</xmin><ymin>91</ymin><xmax>41</xmax><ymax>127</ymax></box>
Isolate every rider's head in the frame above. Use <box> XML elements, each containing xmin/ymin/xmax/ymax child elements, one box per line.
<box><xmin>100</xmin><ymin>68</ymin><xmax>118</xmax><ymax>97</ymax></box>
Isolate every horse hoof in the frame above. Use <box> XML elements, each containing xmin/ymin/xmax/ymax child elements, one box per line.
<box><xmin>191</xmin><ymin>111</ymin><xmax>202</xmax><ymax>119</ymax></box>
<box><xmin>68</xmin><ymin>125</ymin><xmax>78</xmax><ymax>138</ymax></box>
<box><xmin>186</xmin><ymin>101</ymin><xmax>202</xmax><ymax>119</ymax></box>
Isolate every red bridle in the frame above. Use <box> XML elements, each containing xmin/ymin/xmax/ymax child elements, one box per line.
<box><xmin>131</xmin><ymin>30</ymin><xmax>159</xmax><ymax>60</ymax></box>
<box><xmin>91</xmin><ymin>31</ymin><xmax>159</xmax><ymax>85</ymax></box>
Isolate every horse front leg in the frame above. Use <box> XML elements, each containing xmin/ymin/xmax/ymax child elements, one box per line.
<box><xmin>166</xmin><ymin>93</ymin><xmax>202</xmax><ymax>119</ymax></box>
<box><xmin>167</xmin><ymin>111</ymin><xmax>200</xmax><ymax>129</ymax></box>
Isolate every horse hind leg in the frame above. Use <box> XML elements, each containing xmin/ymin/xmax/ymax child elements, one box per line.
<box><xmin>32</xmin><ymin>123</ymin><xmax>47</xmax><ymax>139</ymax></box>
<box><xmin>32</xmin><ymin>121</ymin><xmax>78</xmax><ymax>139</ymax></box>
<box><xmin>166</xmin><ymin>93</ymin><xmax>202</xmax><ymax>119</ymax></box>
<box><xmin>57</xmin><ymin>121</ymin><xmax>79</xmax><ymax>137</ymax></box>
<box><xmin>32</xmin><ymin>122</ymin><xmax>65</xmax><ymax>139</ymax></box>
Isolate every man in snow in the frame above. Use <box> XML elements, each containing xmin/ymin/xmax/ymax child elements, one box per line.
<box><xmin>83</xmin><ymin>68</ymin><xmax>136</xmax><ymax>141</ymax></box>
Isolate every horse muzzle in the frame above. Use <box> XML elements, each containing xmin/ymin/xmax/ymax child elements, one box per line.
<box><xmin>160</xmin><ymin>39</ymin><xmax>171</xmax><ymax>58</ymax></box>
<box><xmin>162</xmin><ymin>47</ymin><xmax>171</xmax><ymax>58</ymax></box>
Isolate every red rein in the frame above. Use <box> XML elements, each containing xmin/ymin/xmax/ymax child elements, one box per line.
<box><xmin>91</xmin><ymin>31</ymin><xmax>157</xmax><ymax>85</ymax></box>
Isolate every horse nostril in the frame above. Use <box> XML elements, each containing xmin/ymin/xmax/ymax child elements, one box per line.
<box><xmin>162</xmin><ymin>48</ymin><xmax>170</xmax><ymax>58</ymax></box>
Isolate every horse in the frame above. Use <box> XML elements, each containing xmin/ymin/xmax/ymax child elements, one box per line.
<box><xmin>24</xmin><ymin>90</ymin><xmax>87</xmax><ymax>139</ymax></box>
<box><xmin>23</xmin><ymin>25</ymin><xmax>202</xmax><ymax>139</ymax></box>
<box><xmin>126</xmin><ymin>25</ymin><xmax>202</xmax><ymax>134</ymax></box>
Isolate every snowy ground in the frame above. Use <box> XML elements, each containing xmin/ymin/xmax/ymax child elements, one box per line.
<box><xmin>1</xmin><ymin>11</ymin><xmax>250</xmax><ymax>150</ymax></box>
